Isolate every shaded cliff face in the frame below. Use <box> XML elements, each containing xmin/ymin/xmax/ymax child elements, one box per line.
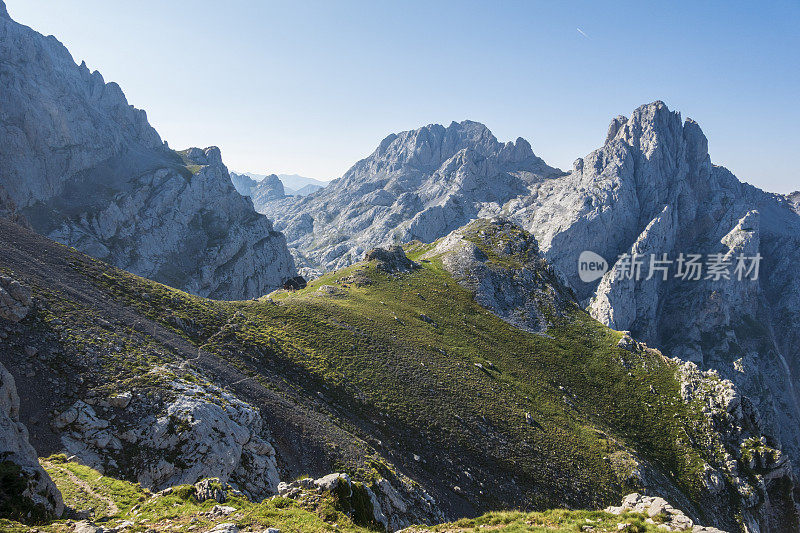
<box><xmin>1</xmin><ymin>359</ymin><xmax>64</xmax><ymax>521</ymax></box>
<box><xmin>506</xmin><ymin>102</ymin><xmax>800</xmax><ymax>487</ymax></box>
<box><xmin>0</xmin><ymin>6</ymin><xmax>295</xmax><ymax>299</ymax></box>
<box><xmin>260</xmin><ymin>120</ymin><xmax>563</xmax><ymax>272</ymax></box>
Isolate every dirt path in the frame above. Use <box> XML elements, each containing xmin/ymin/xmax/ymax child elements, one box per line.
<box><xmin>42</xmin><ymin>460</ymin><xmax>120</xmax><ymax>517</ymax></box>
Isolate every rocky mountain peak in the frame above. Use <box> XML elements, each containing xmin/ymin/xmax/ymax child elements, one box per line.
<box><xmin>261</xmin><ymin>119</ymin><xmax>561</xmax><ymax>272</ymax></box>
<box><xmin>355</xmin><ymin>120</ymin><xmax>532</xmax><ymax>180</ymax></box>
<box><xmin>182</xmin><ymin>146</ymin><xmax>223</xmax><ymax>166</ymax></box>
<box><xmin>251</xmin><ymin>174</ymin><xmax>285</xmax><ymax>204</ymax></box>
<box><xmin>607</xmin><ymin>101</ymin><xmax>710</xmax><ymax>167</ymax></box>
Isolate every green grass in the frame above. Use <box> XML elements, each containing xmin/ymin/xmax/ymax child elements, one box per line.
<box><xmin>43</xmin><ymin>454</ymin><xmax>144</xmax><ymax>519</ymax></box>
<box><xmin>69</xmin><ymin>229</ymin><xmax>712</xmax><ymax>511</ymax></box>
<box><xmin>10</xmin><ymin>458</ymin><xmax>374</xmax><ymax>533</ymax></box>
<box><xmin>409</xmin><ymin>509</ymin><xmax>658</xmax><ymax>532</ymax></box>
<box><xmin>5</xmin><ymin>222</ymin><xmax>736</xmax><ymax>528</ymax></box>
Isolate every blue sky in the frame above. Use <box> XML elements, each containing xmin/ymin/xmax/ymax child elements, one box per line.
<box><xmin>7</xmin><ymin>1</ymin><xmax>799</xmax><ymax>192</ymax></box>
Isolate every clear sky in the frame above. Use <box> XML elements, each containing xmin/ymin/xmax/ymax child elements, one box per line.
<box><xmin>6</xmin><ymin>1</ymin><xmax>799</xmax><ymax>193</ymax></box>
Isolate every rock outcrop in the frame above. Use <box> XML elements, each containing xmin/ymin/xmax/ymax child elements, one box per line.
<box><xmin>673</xmin><ymin>360</ymin><xmax>800</xmax><ymax>532</ymax></box>
<box><xmin>606</xmin><ymin>493</ymin><xmax>726</xmax><ymax>532</ymax></box>
<box><xmin>0</xmin><ymin>276</ymin><xmax>32</xmax><ymax>323</ymax></box>
<box><xmin>0</xmin><ymin>6</ymin><xmax>295</xmax><ymax>299</ymax></box>
<box><xmin>261</xmin><ymin>120</ymin><xmax>563</xmax><ymax>271</ymax></box>
<box><xmin>364</xmin><ymin>245</ymin><xmax>419</xmax><ymax>274</ymax></box>
<box><xmin>277</xmin><ymin>471</ymin><xmax>444</xmax><ymax>531</ymax></box>
<box><xmin>0</xmin><ymin>362</ymin><xmax>63</xmax><ymax>520</ymax></box>
<box><xmin>250</xmin><ymin>174</ymin><xmax>286</xmax><ymax>209</ymax></box>
<box><xmin>53</xmin><ymin>366</ymin><xmax>280</xmax><ymax>501</ymax></box>
<box><xmin>229</xmin><ymin>172</ymin><xmax>259</xmax><ymax>196</ymax></box>
<box><xmin>425</xmin><ymin>218</ymin><xmax>575</xmax><ymax>333</ymax></box>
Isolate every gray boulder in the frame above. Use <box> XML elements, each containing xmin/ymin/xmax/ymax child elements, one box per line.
<box><xmin>0</xmin><ymin>276</ymin><xmax>32</xmax><ymax>323</ymax></box>
<box><xmin>365</xmin><ymin>245</ymin><xmax>419</xmax><ymax>273</ymax></box>
<box><xmin>56</xmin><ymin>366</ymin><xmax>280</xmax><ymax>501</ymax></box>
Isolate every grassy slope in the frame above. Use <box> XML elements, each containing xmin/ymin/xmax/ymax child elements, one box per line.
<box><xmin>89</xmin><ymin>239</ymin><xmax>709</xmax><ymax>513</ymax></box>
<box><xmin>0</xmin><ymin>218</ymin><xmax>726</xmax><ymax>528</ymax></box>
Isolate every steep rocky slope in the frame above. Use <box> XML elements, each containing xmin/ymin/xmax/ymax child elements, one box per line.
<box><xmin>260</xmin><ymin>120</ymin><xmax>563</xmax><ymax>272</ymax></box>
<box><xmin>0</xmin><ymin>3</ymin><xmax>295</xmax><ymax>299</ymax></box>
<box><xmin>0</xmin><ymin>217</ymin><xmax>795</xmax><ymax>531</ymax></box>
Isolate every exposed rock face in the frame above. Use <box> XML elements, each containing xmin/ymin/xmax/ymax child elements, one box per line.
<box><xmin>0</xmin><ymin>7</ymin><xmax>295</xmax><ymax>299</ymax></box>
<box><xmin>503</xmin><ymin>102</ymin><xmax>800</xmax><ymax>489</ymax></box>
<box><xmin>364</xmin><ymin>245</ymin><xmax>419</xmax><ymax>273</ymax></box>
<box><xmin>277</xmin><ymin>471</ymin><xmax>444</xmax><ymax>531</ymax></box>
<box><xmin>606</xmin><ymin>493</ymin><xmax>726</xmax><ymax>532</ymax></box>
<box><xmin>53</xmin><ymin>366</ymin><xmax>280</xmax><ymax>501</ymax></box>
<box><xmin>0</xmin><ymin>362</ymin><xmax>63</xmax><ymax>519</ymax></box>
<box><xmin>194</xmin><ymin>477</ymin><xmax>228</xmax><ymax>503</ymax></box>
<box><xmin>425</xmin><ymin>218</ymin><xmax>575</xmax><ymax>333</ymax></box>
<box><xmin>0</xmin><ymin>275</ymin><xmax>32</xmax><ymax>323</ymax></box>
<box><xmin>674</xmin><ymin>360</ymin><xmax>800</xmax><ymax>532</ymax></box>
<box><xmin>250</xmin><ymin>174</ymin><xmax>286</xmax><ymax>209</ymax></box>
<box><xmin>261</xmin><ymin>120</ymin><xmax>563</xmax><ymax>271</ymax></box>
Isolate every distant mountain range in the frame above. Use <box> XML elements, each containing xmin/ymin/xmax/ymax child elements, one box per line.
<box><xmin>231</xmin><ymin>171</ymin><xmax>328</xmax><ymax>197</ymax></box>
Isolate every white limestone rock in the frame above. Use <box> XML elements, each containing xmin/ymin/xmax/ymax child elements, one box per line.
<box><xmin>55</xmin><ymin>366</ymin><xmax>280</xmax><ymax>501</ymax></box>
<box><xmin>605</xmin><ymin>493</ymin><xmax>726</xmax><ymax>532</ymax></box>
